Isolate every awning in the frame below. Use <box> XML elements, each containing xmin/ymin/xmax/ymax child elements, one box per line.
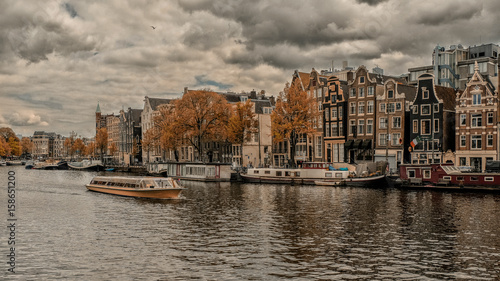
<box><xmin>344</xmin><ymin>140</ymin><xmax>354</xmax><ymax>149</ymax></box>
<box><xmin>362</xmin><ymin>139</ymin><xmax>372</xmax><ymax>150</ymax></box>
<box><xmin>353</xmin><ymin>139</ymin><xmax>363</xmax><ymax>149</ymax></box>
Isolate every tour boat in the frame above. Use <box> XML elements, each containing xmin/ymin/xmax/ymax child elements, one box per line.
<box><xmin>396</xmin><ymin>163</ymin><xmax>500</xmax><ymax>192</ymax></box>
<box><xmin>86</xmin><ymin>176</ymin><xmax>186</xmax><ymax>199</ymax></box>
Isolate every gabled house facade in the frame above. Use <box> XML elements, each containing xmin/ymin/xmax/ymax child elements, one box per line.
<box><xmin>455</xmin><ymin>62</ymin><xmax>498</xmax><ymax>171</ymax></box>
<box><xmin>141</xmin><ymin>96</ymin><xmax>172</xmax><ymax>163</ymax></box>
<box><xmin>374</xmin><ymin>79</ymin><xmax>416</xmax><ymax>172</ymax></box>
<box><xmin>408</xmin><ymin>74</ymin><xmax>456</xmax><ymax>164</ymax></box>
<box><xmin>345</xmin><ymin>66</ymin><xmax>380</xmax><ymax>163</ymax></box>
<box><xmin>323</xmin><ymin>76</ymin><xmax>348</xmax><ymax>163</ymax></box>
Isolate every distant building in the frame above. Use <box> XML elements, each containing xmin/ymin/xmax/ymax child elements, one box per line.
<box><xmin>32</xmin><ymin>131</ymin><xmax>63</xmax><ymax>159</ymax></box>
<box><xmin>455</xmin><ymin>62</ymin><xmax>498</xmax><ymax>171</ymax></box>
<box><xmin>408</xmin><ymin>74</ymin><xmax>457</xmax><ymax>164</ymax></box>
<box><xmin>374</xmin><ymin>79</ymin><xmax>416</xmax><ymax>171</ymax></box>
<box><xmin>119</xmin><ymin>108</ymin><xmax>142</xmax><ymax>165</ymax></box>
<box><xmin>141</xmin><ymin>96</ymin><xmax>172</xmax><ymax>163</ymax></box>
<box><xmin>323</xmin><ymin>75</ymin><xmax>348</xmax><ymax>163</ymax></box>
<box><xmin>408</xmin><ymin>43</ymin><xmax>499</xmax><ymax>90</ymax></box>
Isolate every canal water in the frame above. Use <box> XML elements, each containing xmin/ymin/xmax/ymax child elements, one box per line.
<box><xmin>1</xmin><ymin>165</ymin><xmax>499</xmax><ymax>280</ymax></box>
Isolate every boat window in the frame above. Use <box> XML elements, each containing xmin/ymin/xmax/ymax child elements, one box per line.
<box><xmin>276</xmin><ymin>171</ymin><xmax>282</xmax><ymax>176</ymax></box>
<box><xmin>295</xmin><ymin>172</ymin><xmax>300</xmax><ymax>177</ymax></box>
<box><xmin>264</xmin><ymin>171</ymin><xmax>271</xmax><ymax>174</ymax></box>
<box><xmin>285</xmin><ymin>171</ymin><xmax>291</xmax><ymax>176</ymax></box>
<box><xmin>443</xmin><ymin>176</ymin><xmax>451</xmax><ymax>180</ymax></box>
<box><xmin>485</xmin><ymin>177</ymin><xmax>494</xmax><ymax>182</ymax></box>
<box><xmin>408</xmin><ymin>170</ymin><xmax>415</xmax><ymax>178</ymax></box>
<box><xmin>457</xmin><ymin>176</ymin><xmax>464</xmax><ymax>181</ymax></box>
<box><xmin>253</xmin><ymin>170</ymin><xmax>259</xmax><ymax>174</ymax></box>
<box><xmin>325</xmin><ymin>172</ymin><xmax>332</xmax><ymax>177</ymax></box>
<box><xmin>423</xmin><ymin>170</ymin><xmax>431</xmax><ymax>179</ymax></box>
<box><xmin>471</xmin><ymin>177</ymin><xmax>478</xmax><ymax>181</ymax></box>
<box><xmin>335</xmin><ymin>173</ymin><xmax>343</xmax><ymax>178</ymax></box>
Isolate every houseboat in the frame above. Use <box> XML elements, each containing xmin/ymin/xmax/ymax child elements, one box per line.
<box><xmin>69</xmin><ymin>160</ymin><xmax>104</xmax><ymax>171</ymax></box>
<box><xmin>86</xmin><ymin>176</ymin><xmax>186</xmax><ymax>199</ymax></box>
<box><xmin>146</xmin><ymin>162</ymin><xmax>232</xmax><ymax>182</ymax></box>
<box><xmin>397</xmin><ymin>163</ymin><xmax>500</xmax><ymax>192</ymax></box>
<box><xmin>241</xmin><ymin>162</ymin><xmax>388</xmax><ymax>186</ymax></box>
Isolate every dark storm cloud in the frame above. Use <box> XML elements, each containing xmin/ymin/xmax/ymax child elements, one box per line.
<box><xmin>14</xmin><ymin>93</ymin><xmax>64</xmax><ymax>110</ymax></box>
<box><xmin>412</xmin><ymin>1</ymin><xmax>482</xmax><ymax>25</ymax></box>
<box><xmin>356</xmin><ymin>0</ymin><xmax>388</xmax><ymax>6</ymax></box>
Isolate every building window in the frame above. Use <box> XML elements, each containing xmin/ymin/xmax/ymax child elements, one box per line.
<box><xmin>471</xmin><ymin>135</ymin><xmax>482</xmax><ymax>149</ymax></box>
<box><xmin>460</xmin><ymin>135</ymin><xmax>466</xmax><ymax>147</ymax></box>
<box><xmin>332</xmin><ymin>123</ymin><xmax>338</xmax><ymax>136</ymax></box>
<box><xmin>380</xmin><ymin>117</ymin><xmax>387</xmax><ymax>129</ymax></box>
<box><xmin>459</xmin><ymin>157</ymin><xmax>466</xmax><ymax>166</ymax></box>
<box><xmin>460</xmin><ymin>114</ymin><xmax>466</xmax><ymax>126</ymax></box>
<box><xmin>316</xmin><ymin>136</ymin><xmax>322</xmax><ymax>158</ymax></box>
<box><xmin>350</xmin><ymin>120</ymin><xmax>356</xmax><ymax>135</ymax></box>
<box><xmin>396</xmin><ymin>102</ymin><xmax>402</xmax><ymax>111</ymax></box>
<box><xmin>421</xmin><ymin>105</ymin><xmax>430</xmax><ymax>115</ymax></box>
<box><xmin>487</xmin><ymin>112</ymin><xmax>494</xmax><ymax>125</ymax></box>
<box><xmin>379</xmin><ymin>133</ymin><xmax>387</xmax><ymax>146</ymax></box>
<box><xmin>434</xmin><ymin>119</ymin><xmax>439</xmax><ymax>133</ymax></box>
<box><xmin>434</xmin><ymin>104</ymin><xmax>439</xmax><ymax>112</ymax></box>
<box><xmin>367</xmin><ymin>119</ymin><xmax>373</xmax><ymax>134</ymax></box>
<box><xmin>388</xmin><ymin>90</ymin><xmax>394</xmax><ymax>99</ymax></box>
<box><xmin>412</xmin><ymin>105</ymin><xmax>418</xmax><ymax>114</ymax></box>
<box><xmin>387</xmin><ymin>103</ymin><xmax>395</xmax><ymax>113</ymax></box>
<box><xmin>331</xmin><ymin>108</ymin><xmax>337</xmax><ymax>119</ymax></box>
<box><xmin>423</xmin><ymin>90</ymin><xmax>429</xmax><ymax>99</ymax></box>
<box><xmin>350</xmin><ymin>88</ymin><xmax>356</xmax><ymax>98</ymax></box>
<box><xmin>380</xmin><ymin>103</ymin><xmax>386</xmax><ymax>113</ymax></box>
<box><xmin>359</xmin><ymin>76</ymin><xmax>365</xmax><ymax>84</ymax></box>
<box><xmin>359</xmin><ymin>87</ymin><xmax>365</xmax><ymax>98</ymax></box>
<box><xmin>472</xmin><ymin>93</ymin><xmax>481</xmax><ymax>105</ymax></box>
<box><xmin>392</xmin><ymin>133</ymin><xmax>401</xmax><ymax>146</ymax></box>
<box><xmin>487</xmin><ymin>134</ymin><xmax>493</xmax><ymax>147</ymax></box>
<box><xmin>325</xmin><ymin>108</ymin><xmax>330</xmax><ymax>121</ymax></box>
<box><xmin>358</xmin><ymin>120</ymin><xmax>365</xmax><ymax>135</ymax></box>
<box><xmin>339</xmin><ymin>122</ymin><xmax>343</xmax><ymax>136</ymax></box>
<box><xmin>350</xmin><ymin>102</ymin><xmax>356</xmax><ymax>115</ymax></box>
<box><xmin>413</xmin><ymin>120</ymin><xmax>418</xmax><ymax>133</ymax></box>
<box><xmin>368</xmin><ymin>86</ymin><xmax>374</xmax><ymax>96</ymax></box>
<box><xmin>421</xmin><ymin>120</ymin><xmax>431</xmax><ymax>134</ymax></box>
<box><xmin>471</xmin><ymin>114</ymin><xmax>482</xmax><ymax>127</ymax></box>
<box><xmin>367</xmin><ymin>101</ymin><xmax>374</xmax><ymax>113</ymax></box>
<box><xmin>392</xmin><ymin>117</ymin><xmax>401</xmax><ymax>128</ymax></box>
<box><xmin>358</xmin><ymin>102</ymin><xmax>365</xmax><ymax>114</ymax></box>
<box><xmin>325</xmin><ymin>123</ymin><xmax>330</xmax><ymax>137</ymax></box>
<box><xmin>339</xmin><ymin>107</ymin><xmax>343</xmax><ymax>118</ymax></box>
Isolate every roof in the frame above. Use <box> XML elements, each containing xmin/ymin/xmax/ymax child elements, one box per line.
<box><xmin>146</xmin><ymin>97</ymin><xmax>172</xmax><ymax>111</ymax></box>
<box><xmin>368</xmin><ymin>73</ymin><xmax>408</xmax><ymax>85</ymax></box>
<box><xmin>435</xmin><ymin>85</ymin><xmax>458</xmax><ymax>110</ymax></box>
<box><xmin>396</xmin><ymin>84</ymin><xmax>417</xmax><ymax>101</ymax></box>
<box><xmin>252</xmin><ymin>99</ymin><xmax>273</xmax><ymax>114</ymax></box>
<box><xmin>129</xmin><ymin>109</ymin><xmax>142</xmax><ymax>123</ymax></box>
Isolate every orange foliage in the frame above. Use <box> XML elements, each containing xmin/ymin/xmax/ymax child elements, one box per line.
<box><xmin>21</xmin><ymin>137</ymin><xmax>33</xmax><ymax>155</ymax></box>
<box><xmin>227</xmin><ymin>99</ymin><xmax>258</xmax><ymax>145</ymax></box>
<box><xmin>174</xmin><ymin>90</ymin><xmax>230</xmax><ymax>159</ymax></box>
<box><xmin>271</xmin><ymin>82</ymin><xmax>320</xmax><ymax>166</ymax></box>
<box><xmin>95</xmin><ymin>128</ymin><xmax>108</xmax><ymax>160</ymax></box>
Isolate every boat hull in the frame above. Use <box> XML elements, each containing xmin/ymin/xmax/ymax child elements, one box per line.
<box><xmin>315</xmin><ymin>174</ymin><xmax>387</xmax><ymax>187</ymax></box>
<box><xmin>86</xmin><ymin>184</ymin><xmax>185</xmax><ymax>199</ymax></box>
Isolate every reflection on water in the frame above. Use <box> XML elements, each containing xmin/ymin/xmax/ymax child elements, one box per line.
<box><xmin>1</xmin><ymin>166</ymin><xmax>499</xmax><ymax>280</ymax></box>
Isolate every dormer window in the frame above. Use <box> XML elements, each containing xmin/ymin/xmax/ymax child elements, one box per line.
<box><xmin>241</xmin><ymin>97</ymin><xmax>248</xmax><ymax>102</ymax></box>
<box><xmin>388</xmin><ymin>90</ymin><xmax>394</xmax><ymax>99</ymax></box>
<box><xmin>472</xmin><ymin>93</ymin><xmax>481</xmax><ymax>105</ymax></box>
<box><xmin>423</xmin><ymin>90</ymin><xmax>429</xmax><ymax>99</ymax></box>
<box><xmin>359</xmin><ymin>76</ymin><xmax>365</xmax><ymax>84</ymax></box>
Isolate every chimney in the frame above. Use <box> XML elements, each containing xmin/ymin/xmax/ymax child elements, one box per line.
<box><xmin>184</xmin><ymin>87</ymin><xmax>188</xmax><ymax>95</ymax></box>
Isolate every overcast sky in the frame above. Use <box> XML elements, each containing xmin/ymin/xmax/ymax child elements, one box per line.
<box><xmin>1</xmin><ymin>0</ymin><xmax>499</xmax><ymax>137</ymax></box>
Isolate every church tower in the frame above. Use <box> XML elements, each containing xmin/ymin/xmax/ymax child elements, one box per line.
<box><xmin>96</xmin><ymin>102</ymin><xmax>102</xmax><ymax>134</ymax></box>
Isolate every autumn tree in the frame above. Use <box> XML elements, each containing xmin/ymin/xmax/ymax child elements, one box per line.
<box><xmin>154</xmin><ymin>104</ymin><xmax>182</xmax><ymax>161</ymax></box>
<box><xmin>271</xmin><ymin>82</ymin><xmax>320</xmax><ymax>167</ymax></box>
<box><xmin>141</xmin><ymin>128</ymin><xmax>157</xmax><ymax>163</ymax></box>
<box><xmin>227</xmin><ymin>99</ymin><xmax>258</xmax><ymax>156</ymax></box>
<box><xmin>108</xmin><ymin>142</ymin><xmax>118</xmax><ymax>160</ymax></box>
<box><xmin>95</xmin><ymin>128</ymin><xmax>108</xmax><ymax>162</ymax></box>
<box><xmin>174</xmin><ymin>90</ymin><xmax>230</xmax><ymax>162</ymax></box>
<box><xmin>72</xmin><ymin>138</ymin><xmax>86</xmax><ymax>158</ymax></box>
<box><xmin>8</xmin><ymin>137</ymin><xmax>21</xmax><ymax>156</ymax></box>
<box><xmin>85</xmin><ymin>141</ymin><xmax>96</xmax><ymax>158</ymax></box>
<box><xmin>21</xmin><ymin>137</ymin><xmax>33</xmax><ymax>156</ymax></box>
<box><xmin>64</xmin><ymin>136</ymin><xmax>75</xmax><ymax>159</ymax></box>
<box><xmin>0</xmin><ymin>127</ymin><xmax>16</xmax><ymax>141</ymax></box>
<box><xmin>0</xmin><ymin>137</ymin><xmax>10</xmax><ymax>157</ymax></box>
